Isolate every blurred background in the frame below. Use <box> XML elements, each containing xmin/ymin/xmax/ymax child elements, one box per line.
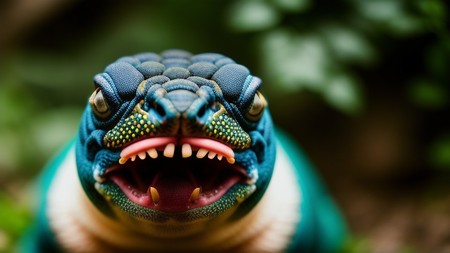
<box><xmin>0</xmin><ymin>0</ymin><xmax>449</xmax><ymax>252</ymax></box>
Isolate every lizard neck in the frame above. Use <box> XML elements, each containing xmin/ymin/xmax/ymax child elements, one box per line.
<box><xmin>47</xmin><ymin>143</ymin><xmax>301</xmax><ymax>253</ymax></box>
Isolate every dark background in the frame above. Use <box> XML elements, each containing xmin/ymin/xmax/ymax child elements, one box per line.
<box><xmin>0</xmin><ymin>0</ymin><xmax>449</xmax><ymax>252</ymax></box>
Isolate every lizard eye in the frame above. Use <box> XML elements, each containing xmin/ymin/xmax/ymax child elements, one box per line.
<box><xmin>90</xmin><ymin>88</ymin><xmax>111</xmax><ymax>118</ymax></box>
<box><xmin>245</xmin><ymin>91</ymin><xmax>266</xmax><ymax>122</ymax></box>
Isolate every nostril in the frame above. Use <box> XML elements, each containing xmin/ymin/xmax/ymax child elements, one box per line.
<box><xmin>197</xmin><ymin>105</ymin><xmax>207</xmax><ymax>118</ymax></box>
<box><xmin>155</xmin><ymin>103</ymin><xmax>166</xmax><ymax>117</ymax></box>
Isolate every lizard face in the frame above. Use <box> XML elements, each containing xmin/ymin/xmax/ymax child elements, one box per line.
<box><xmin>76</xmin><ymin>50</ymin><xmax>276</xmax><ymax>223</ymax></box>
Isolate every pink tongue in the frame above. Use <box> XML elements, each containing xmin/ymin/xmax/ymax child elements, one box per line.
<box><xmin>151</xmin><ymin>170</ymin><xmax>198</xmax><ymax>212</ymax></box>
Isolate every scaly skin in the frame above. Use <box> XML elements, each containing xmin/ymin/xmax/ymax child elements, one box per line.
<box><xmin>22</xmin><ymin>50</ymin><xmax>347</xmax><ymax>253</ymax></box>
<box><xmin>77</xmin><ymin>50</ymin><xmax>275</xmax><ymax>223</ymax></box>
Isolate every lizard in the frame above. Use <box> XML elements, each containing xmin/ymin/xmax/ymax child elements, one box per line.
<box><xmin>23</xmin><ymin>50</ymin><xmax>347</xmax><ymax>252</ymax></box>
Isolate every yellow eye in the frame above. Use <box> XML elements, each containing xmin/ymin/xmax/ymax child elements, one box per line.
<box><xmin>245</xmin><ymin>91</ymin><xmax>266</xmax><ymax>121</ymax></box>
<box><xmin>89</xmin><ymin>88</ymin><xmax>111</xmax><ymax>118</ymax></box>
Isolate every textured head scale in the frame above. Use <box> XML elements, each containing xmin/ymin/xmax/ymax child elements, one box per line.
<box><xmin>76</xmin><ymin>50</ymin><xmax>276</xmax><ymax>224</ymax></box>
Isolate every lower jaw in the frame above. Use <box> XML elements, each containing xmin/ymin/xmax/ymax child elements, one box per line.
<box><xmin>110</xmin><ymin>174</ymin><xmax>242</xmax><ymax>212</ymax></box>
<box><xmin>96</xmin><ymin>182</ymin><xmax>256</xmax><ymax>223</ymax></box>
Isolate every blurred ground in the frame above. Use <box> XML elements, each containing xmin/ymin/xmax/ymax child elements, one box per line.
<box><xmin>279</xmin><ymin>94</ymin><xmax>450</xmax><ymax>253</ymax></box>
<box><xmin>0</xmin><ymin>0</ymin><xmax>449</xmax><ymax>252</ymax></box>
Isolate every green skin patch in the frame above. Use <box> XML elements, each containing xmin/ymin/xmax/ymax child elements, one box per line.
<box><xmin>203</xmin><ymin>105</ymin><xmax>252</xmax><ymax>150</ymax></box>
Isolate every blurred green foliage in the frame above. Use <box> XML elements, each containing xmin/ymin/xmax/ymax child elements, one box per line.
<box><xmin>0</xmin><ymin>193</ymin><xmax>31</xmax><ymax>252</ymax></box>
<box><xmin>0</xmin><ymin>0</ymin><xmax>449</xmax><ymax>252</ymax></box>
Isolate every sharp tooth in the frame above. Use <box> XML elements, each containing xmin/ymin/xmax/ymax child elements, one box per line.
<box><xmin>119</xmin><ymin>157</ymin><xmax>128</xmax><ymax>164</ymax></box>
<box><xmin>208</xmin><ymin>152</ymin><xmax>216</xmax><ymax>159</ymax></box>
<box><xmin>163</xmin><ymin>143</ymin><xmax>175</xmax><ymax>158</ymax></box>
<box><xmin>189</xmin><ymin>187</ymin><xmax>201</xmax><ymax>202</ymax></box>
<box><xmin>149</xmin><ymin>187</ymin><xmax>160</xmax><ymax>204</ymax></box>
<box><xmin>196</xmin><ymin>148</ymin><xmax>208</xmax><ymax>158</ymax></box>
<box><xmin>138</xmin><ymin>152</ymin><xmax>146</xmax><ymax>160</ymax></box>
<box><xmin>147</xmin><ymin>148</ymin><xmax>158</xmax><ymax>159</ymax></box>
<box><xmin>226</xmin><ymin>157</ymin><xmax>235</xmax><ymax>164</ymax></box>
<box><xmin>131</xmin><ymin>155</ymin><xmax>137</xmax><ymax>162</ymax></box>
<box><xmin>182</xmin><ymin>143</ymin><xmax>192</xmax><ymax>158</ymax></box>
<box><xmin>217</xmin><ymin>155</ymin><xmax>223</xmax><ymax>161</ymax></box>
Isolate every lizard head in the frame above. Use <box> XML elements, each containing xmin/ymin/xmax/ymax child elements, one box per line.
<box><xmin>76</xmin><ymin>50</ymin><xmax>276</xmax><ymax>226</ymax></box>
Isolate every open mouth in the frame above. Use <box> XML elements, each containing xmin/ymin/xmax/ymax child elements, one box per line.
<box><xmin>104</xmin><ymin>137</ymin><xmax>248</xmax><ymax>212</ymax></box>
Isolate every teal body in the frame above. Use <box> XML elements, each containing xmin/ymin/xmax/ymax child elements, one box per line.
<box><xmin>22</xmin><ymin>50</ymin><xmax>346</xmax><ymax>252</ymax></box>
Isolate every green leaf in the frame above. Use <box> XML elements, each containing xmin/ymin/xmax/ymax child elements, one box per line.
<box><xmin>429</xmin><ymin>137</ymin><xmax>450</xmax><ymax>170</ymax></box>
<box><xmin>418</xmin><ymin>0</ymin><xmax>446</xmax><ymax>17</ymax></box>
<box><xmin>260</xmin><ymin>29</ymin><xmax>364</xmax><ymax>114</ymax></box>
<box><xmin>320</xmin><ymin>25</ymin><xmax>375</xmax><ymax>64</ymax></box>
<box><xmin>427</xmin><ymin>38</ymin><xmax>450</xmax><ymax>79</ymax></box>
<box><xmin>323</xmin><ymin>74</ymin><xmax>363</xmax><ymax>115</ymax></box>
<box><xmin>408</xmin><ymin>80</ymin><xmax>447</xmax><ymax>109</ymax></box>
<box><xmin>341</xmin><ymin>235</ymin><xmax>371</xmax><ymax>253</ymax></box>
<box><xmin>227</xmin><ymin>0</ymin><xmax>281</xmax><ymax>32</ymax></box>
<box><xmin>0</xmin><ymin>130</ymin><xmax>23</xmax><ymax>171</ymax></box>
<box><xmin>260</xmin><ymin>29</ymin><xmax>328</xmax><ymax>91</ymax></box>
<box><xmin>0</xmin><ymin>195</ymin><xmax>30</xmax><ymax>233</ymax></box>
<box><xmin>355</xmin><ymin>0</ymin><xmax>403</xmax><ymax>21</ymax></box>
<box><xmin>417</xmin><ymin>0</ymin><xmax>447</xmax><ymax>31</ymax></box>
<box><xmin>353</xmin><ymin>0</ymin><xmax>423</xmax><ymax>34</ymax></box>
<box><xmin>271</xmin><ymin>0</ymin><xmax>310</xmax><ymax>12</ymax></box>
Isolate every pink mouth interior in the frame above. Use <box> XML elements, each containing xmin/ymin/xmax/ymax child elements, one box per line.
<box><xmin>106</xmin><ymin>137</ymin><xmax>246</xmax><ymax>212</ymax></box>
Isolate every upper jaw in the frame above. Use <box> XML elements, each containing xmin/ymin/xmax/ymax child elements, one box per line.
<box><xmin>118</xmin><ymin>136</ymin><xmax>236</xmax><ymax>165</ymax></box>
